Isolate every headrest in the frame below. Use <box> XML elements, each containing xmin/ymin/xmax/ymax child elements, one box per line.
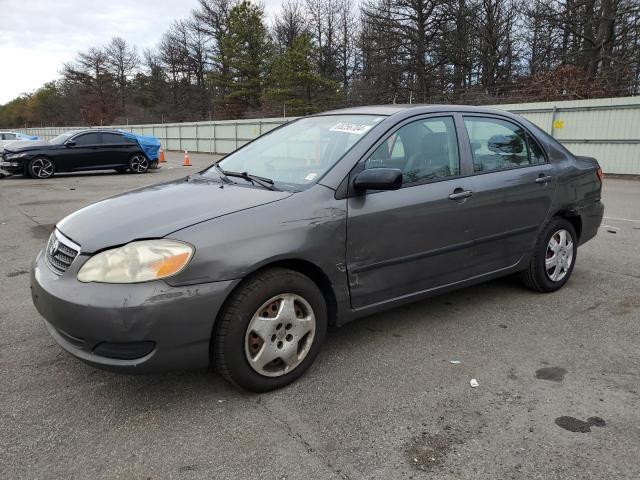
<box><xmin>487</xmin><ymin>134</ymin><xmax>523</xmax><ymax>154</ymax></box>
<box><xmin>421</xmin><ymin>132</ymin><xmax>448</xmax><ymax>152</ymax></box>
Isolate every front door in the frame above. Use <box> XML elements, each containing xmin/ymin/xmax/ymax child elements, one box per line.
<box><xmin>346</xmin><ymin>115</ymin><xmax>475</xmax><ymax>309</ymax></box>
<box><xmin>63</xmin><ymin>132</ymin><xmax>104</xmax><ymax>170</ymax></box>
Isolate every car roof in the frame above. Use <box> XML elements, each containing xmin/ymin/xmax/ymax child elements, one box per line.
<box><xmin>68</xmin><ymin>129</ymin><xmax>127</xmax><ymax>136</ymax></box>
<box><xmin>316</xmin><ymin>104</ymin><xmax>516</xmax><ymax>117</ymax></box>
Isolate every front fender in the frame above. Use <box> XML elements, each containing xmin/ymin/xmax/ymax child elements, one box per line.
<box><xmin>165</xmin><ymin>185</ymin><xmax>349</xmax><ymax>304</ymax></box>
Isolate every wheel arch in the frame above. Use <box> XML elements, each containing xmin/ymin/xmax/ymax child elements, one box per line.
<box><xmin>551</xmin><ymin>208</ymin><xmax>582</xmax><ymax>242</ymax></box>
<box><xmin>215</xmin><ymin>258</ymin><xmax>339</xmax><ymax>329</ymax></box>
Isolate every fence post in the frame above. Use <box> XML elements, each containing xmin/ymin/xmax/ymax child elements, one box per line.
<box><xmin>235</xmin><ymin>122</ymin><xmax>238</xmax><ymax>150</ymax></box>
<box><xmin>550</xmin><ymin>106</ymin><xmax>557</xmax><ymax>137</ymax></box>
<box><xmin>179</xmin><ymin>124</ymin><xmax>183</xmax><ymax>152</ymax></box>
<box><xmin>195</xmin><ymin>123</ymin><xmax>199</xmax><ymax>153</ymax></box>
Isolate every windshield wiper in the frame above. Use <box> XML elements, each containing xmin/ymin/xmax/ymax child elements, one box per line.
<box><xmin>215</xmin><ymin>165</ymin><xmax>278</xmax><ymax>191</ymax></box>
<box><xmin>213</xmin><ymin>163</ymin><xmax>233</xmax><ymax>183</ymax></box>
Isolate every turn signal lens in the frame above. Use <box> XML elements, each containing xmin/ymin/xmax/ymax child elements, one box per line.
<box><xmin>77</xmin><ymin>240</ymin><xmax>194</xmax><ymax>283</ymax></box>
<box><xmin>596</xmin><ymin>167</ymin><xmax>603</xmax><ymax>182</ymax></box>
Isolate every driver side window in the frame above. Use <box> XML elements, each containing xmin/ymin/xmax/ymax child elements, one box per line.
<box><xmin>364</xmin><ymin>117</ymin><xmax>460</xmax><ymax>185</ymax></box>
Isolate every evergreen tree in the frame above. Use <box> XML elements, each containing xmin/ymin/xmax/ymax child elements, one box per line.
<box><xmin>219</xmin><ymin>1</ymin><xmax>272</xmax><ymax>112</ymax></box>
<box><xmin>266</xmin><ymin>34</ymin><xmax>339</xmax><ymax>115</ymax></box>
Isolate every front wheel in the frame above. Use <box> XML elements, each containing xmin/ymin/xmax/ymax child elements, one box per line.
<box><xmin>129</xmin><ymin>154</ymin><xmax>149</xmax><ymax>174</ymax></box>
<box><xmin>28</xmin><ymin>157</ymin><xmax>55</xmax><ymax>179</ymax></box>
<box><xmin>213</xmin><ymin>268</ymin><xmax>327</xmax><ymax>392</ymax></box>
<box><xmin>521</xmin><ymin>217</ymin><xmax>577</xmax><ymax>292</ymax></box>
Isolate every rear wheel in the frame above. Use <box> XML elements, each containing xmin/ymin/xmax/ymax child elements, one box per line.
<box><xmin>213</xmin><ymin>268</ymin><xmax>327</xmax><ymax>392</ymax></box>
<box><xmin>521</xmin><ymin>217</ymin><xmax>577</xmax><ymax>292</ymax></box>
<box><xmin>129</xmin><ymin>154</ymin><xmax>149</xmax><ymax>174</ymax></box>
<box><xmin>28</xmin><ymin>157</ymin><xmax>55</xmax><ymax>179</ymax></box>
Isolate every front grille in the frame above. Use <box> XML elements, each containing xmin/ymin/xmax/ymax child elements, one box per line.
<box><xmin>45</xmin><ymin>230</ymin><xmax>80</xmax><ymax>275</ymax></box>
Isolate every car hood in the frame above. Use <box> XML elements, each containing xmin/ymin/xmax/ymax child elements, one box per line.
<box><xmin>3</xmin><ymin>140</ymin><xmax>51</xmax><ymax>152</ymax></box>
<box><xmin>57</xmin><ymin>175</ymin><xmax>293</xmax><ymax>253</ymax></box>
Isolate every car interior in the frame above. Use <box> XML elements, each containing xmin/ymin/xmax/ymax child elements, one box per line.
<box><xmin>365</xmin><ymin>120</ymin><xmax>459</xmax><ymax>183</ymax></box>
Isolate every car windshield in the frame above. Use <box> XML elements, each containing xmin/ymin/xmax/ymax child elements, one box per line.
<box><xmin>203</xmin><ymin>115</ymin><xmax>385</xmax><ymax>190</ymax></box>
<box><xmin>49</xmin><ymin>131</ymin><xmax>79</xmax><ymax>144</ymax></box>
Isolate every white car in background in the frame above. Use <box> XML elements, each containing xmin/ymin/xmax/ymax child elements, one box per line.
<box><xmin>0</xmin><ymin>131</ymin><xmax>40</xmax><ymax>176</ymax></box>
<box><xmin>0</xmin><ymin>131</ymin><xmax>40</xmax><ymax>151</ymax></box>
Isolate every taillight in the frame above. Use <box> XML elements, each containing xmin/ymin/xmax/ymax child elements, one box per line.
<box><xmin>596</xmin><ymin>167</ymin><xmax>603</xmax><ymax>182</ymax></box>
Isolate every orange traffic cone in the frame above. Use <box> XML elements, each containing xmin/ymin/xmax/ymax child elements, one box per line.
<box><xmin>183</xmin><ymin>150</ymin><xmax>192</xmax><ymax>167</ymax></box>
<box><xmin>158</xmin><ymin>149</ymin><xmax>166</xmax><ymax>163</ymax></box>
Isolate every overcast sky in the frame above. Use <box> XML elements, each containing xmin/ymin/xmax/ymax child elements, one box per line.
<box><xmin>0</xmin><ymin>0</ymin><xmax>282</xmax><ymax>105</ymax></box>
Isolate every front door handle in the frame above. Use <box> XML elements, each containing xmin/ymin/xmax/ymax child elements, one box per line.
<box><xmin>449</xmin><ymin>189</ymin><xmax>473</xmax><ymax>200</ymax></box>
<box><xmin>536</xmin><ymin>175</ymin><xmax>553</xmax><ymax>184</ymax></box>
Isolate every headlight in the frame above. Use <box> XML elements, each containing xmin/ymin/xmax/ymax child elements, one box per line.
<box><xmin>77</xmin><ymin>239</ymin><xmax>194</xmax><ymax>283</ymax></box>
<box><xmin>6</xmin><ymin>153</ymin><xmax>27</xmax><ymax>160</ymax></box>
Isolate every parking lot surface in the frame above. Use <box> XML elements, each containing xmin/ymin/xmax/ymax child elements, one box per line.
<box><xmin>1</xmin><ymin>152</ymin><xmax>639</xmax><ymax>479</ymax></box>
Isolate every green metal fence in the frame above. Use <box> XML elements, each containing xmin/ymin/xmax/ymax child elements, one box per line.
<box><xmin>18</xmin><ymin>96</ymin><xmax>640</xmax><ymax>174</ymax></box>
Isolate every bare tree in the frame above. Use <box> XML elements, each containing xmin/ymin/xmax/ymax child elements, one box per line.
<box><xmin>273</xmin><ymin>0</ymin><xmax>309</xmax><ymax>50</ymax></box>
<box><xmin>105</xmin><ymin>37</ymin><xmax>140</xmax><ymax>114</ymax></box>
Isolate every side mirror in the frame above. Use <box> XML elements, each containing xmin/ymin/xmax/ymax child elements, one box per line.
<box><xmin>65</xmin><ymin>140</ymin><xmax>76</xmax><ymax>147</ymax></box>
<box><xmin>353</xmin><ymin>168</ymin><xmax>402</xmax><ymax>192</ymax></box>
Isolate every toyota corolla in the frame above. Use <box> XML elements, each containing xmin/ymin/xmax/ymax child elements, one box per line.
<box><xmin>31</xmin><ymin>105</ymin><xmax>604</xmax><ymax>391</ymax></box>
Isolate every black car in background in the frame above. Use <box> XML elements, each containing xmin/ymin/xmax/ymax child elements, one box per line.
<box><xmin>0</xmin><ymin>129</ymin><xmax>154</xmax><ymax>179</ymax></box>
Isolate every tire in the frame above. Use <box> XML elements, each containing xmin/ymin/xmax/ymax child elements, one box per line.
<box><xmin>521</xmin><ymin>217</ymin><xmax>577</xmax><ymax>293</ymax></box>
<box><xmin>213</xmin><ymin>268</ymin><xmax>327</xmax><ymax>392</ymax></box>
<box><xmin>27</xmin><ymin>157</ymin><xmax>55</xmax><ymax>179</ymax></box>
<box><xmin>128</xmin><ymin>154</ymin><xmax>149</xmax><ymax>174</ymax></box>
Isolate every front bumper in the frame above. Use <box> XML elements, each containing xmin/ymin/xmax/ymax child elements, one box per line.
<box><xmin>0</xmin><ymin>159</ymin><xmax>24</xmax><ymax>174</ymax></box>
<box><xmin>31</xmin><ymin>249</ymin><xmax>238</xmax><ymax>373</ymax></box>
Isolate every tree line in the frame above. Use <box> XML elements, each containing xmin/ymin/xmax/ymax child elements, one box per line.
<box><xmin>1</xmin><ymin>0</ymin><xmax>639</xmax><ymax>128</ymax></box>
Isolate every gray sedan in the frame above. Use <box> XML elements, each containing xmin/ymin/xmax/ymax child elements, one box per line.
<box><xmin>31</xmin><ymin>105</ymin><xmax>604</xmax><ymax>391</ymax></box>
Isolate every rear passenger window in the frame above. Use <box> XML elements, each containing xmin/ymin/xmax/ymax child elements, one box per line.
<box><xmin>364</xmin><ymin>117</ymin><xmax>460</xmax><ymax>185</ymax></box>
<box><xmin>527</xmin><ymin>134</ymin><xmax>546</xmax><ymax>165</ymax></box>
<box><xmin>101</xmin><ymin>133</ymin><xmax>130</xmax><ymax>144</ymax></box>
<box><xmin>74</xmin><ymin>133</ymin><xmax>101</xmax><ymax>145</ymax></box>
<box><xmin>464</xmin><ymin>117</ymin><xmax>545</xmax><ymax>172</ymax></box>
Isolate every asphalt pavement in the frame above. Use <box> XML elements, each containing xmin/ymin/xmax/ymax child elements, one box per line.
<box><xmin>1</xmin><ymin>152</ymin><xmax>639</xmax><ymax>479</ymax></box>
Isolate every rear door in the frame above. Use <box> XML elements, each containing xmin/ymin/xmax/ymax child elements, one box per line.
<box><xmin>346</xmin><ymin>115</ymin><xmax>476</xmax><ymax>309</ymax></box>
<box><xmin>460</xmin><ymin>115</ymin><xmax>557</xmax><ymax>275</ymax></box>
<box><xmin>100</xmin><ymin>132</ymin><xmax>136</xmax><ymax>167</ymax></box>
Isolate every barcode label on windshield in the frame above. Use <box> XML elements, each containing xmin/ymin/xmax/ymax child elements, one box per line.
<box><xmin>329</xmin><ymin>123</ymin><xmax>372</xmax><ymax>135</ymax></box>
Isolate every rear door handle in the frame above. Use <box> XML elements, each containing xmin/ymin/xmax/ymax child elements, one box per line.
<box><xmin>536</xmin><ymin>175</ymin><xmax>553</xmax><ymax>184</ymax></box>
<box><xmin>449</xmin><ymin>189</ymin><xmax>473</xmax><ymax>200</ymax></box>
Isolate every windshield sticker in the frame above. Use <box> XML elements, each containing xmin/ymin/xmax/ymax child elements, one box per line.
<box><xmin>329</xmin><ymin>123</ymin><xmax>372</xmax><ymax>135</ymax></box>
<box><xmin>305</xmin><ymin>172</ymin><xmax>318</xmax><ymax>181</ymax></box>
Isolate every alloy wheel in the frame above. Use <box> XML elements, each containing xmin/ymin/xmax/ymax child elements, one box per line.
<box><xmin>244</xmin><ymin>293</ymin><xmax>316</xmax><ymax>377</ymax></box>
<box><xmin>130</xmin><ymin>155</ymin><xmax>148</xmax><ymax>173</ymax></box>
<box><xmin>545</xmin><ymin>229</ymin><xmax>574</xmax><ymax>282</ymax></box>
<box><xmin>31</xmin><ymin>158</ymin><xmax>54</xmax><ymax>178</ymax></box>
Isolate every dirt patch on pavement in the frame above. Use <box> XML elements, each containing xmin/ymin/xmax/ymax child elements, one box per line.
<box><xmin>406</xmin><ymin>432</ymin><xmax>460</xmax><ymax>471</ymax></box>
<box><xmin>555</xmin><ymin>416</ymin><xmax>606</xmax><ymax>433</ymax></box>
<box><xmin>535</xmin><ymin>366</ymin><xmax>567</xmax><ymax>382</ymax></box>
